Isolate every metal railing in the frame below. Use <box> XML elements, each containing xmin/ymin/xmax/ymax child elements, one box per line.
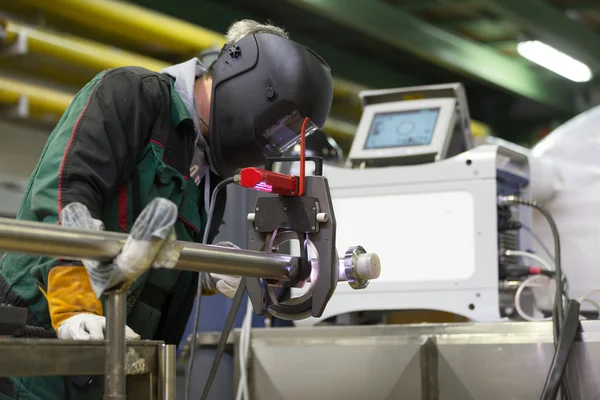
<box><xmin>0</xmin><ymin>217</ymin><xmax>302</xmax><ymax>399</ymax></box>
<box><xmin>0</xmin><ymin>339</ymin><xmax>174</xmax><ymax>400</ymax></box>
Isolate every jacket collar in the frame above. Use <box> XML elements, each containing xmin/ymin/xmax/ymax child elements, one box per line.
<box><xmin>169</xmin><ymin>81</ymin><xmax>192</xmax><ymax>127</ymax></box>
<box><xmin>161</xmin><ymin>58</ymin><xmax>206</xmax><ymax>146</ymax></box>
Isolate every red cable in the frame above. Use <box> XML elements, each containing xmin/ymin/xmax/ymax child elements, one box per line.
<box><xmin>299</xmin><ymin>117</ymin><xmax>309</xmax><ymax>196</ymax></box>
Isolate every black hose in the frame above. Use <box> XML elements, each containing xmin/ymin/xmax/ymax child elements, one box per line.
<box><xmin>499</xmin><ymin>198</ymin><xmax>566</xmax><ymax>334</ymax></box>
<box><xmin>525</xmin><ymin>201</ymin><xmax>565</xmax><ymax>329</ymax></box>
<box><xmin>13</xmin><ymin>324</ymin><xmax>57</xmax><ymax>338</ymax></box>
<box><xmin>498</xmin><ymin>196</ymin><xmax>570</xmax><ymax>399</ymax></box>
<box><xmin>540</xmin><ymin>300</ymin><xmax>580</xmax><ymax>400</ymax></box>
<box><xmin>184</xmin><ymin>176</ymin><xmax>236</xmax><ymax>400</ymax></box>
<box><xmin>200</xmin><ymin>280</ymin><xmax>247</xmax><ymax>400</ymax></box>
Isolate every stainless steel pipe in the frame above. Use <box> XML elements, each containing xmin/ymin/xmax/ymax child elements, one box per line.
<box><xmin>0</xmin><ymin>217</ymin><xmax>293</xmax><ymax>280</ymax></box>
<box><xmin>158</xmin><ymin>344</ymin><xmax>176</xmax><ymax>400</ymax></box>
<box><xmin>104</xmin><ymin>288</ymin><xmax>127</xmax><ymax>400</ymax></box>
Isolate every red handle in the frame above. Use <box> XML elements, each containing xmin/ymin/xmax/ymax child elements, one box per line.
<box><xmin>238</xmin><ymin>117</ymin><xmax>309</xmax><ymax>197</ymax></box>
<box><xmin>238</xmin><ymin>167</ymin><xmax>298</xmax><ymax>196</ymax></box>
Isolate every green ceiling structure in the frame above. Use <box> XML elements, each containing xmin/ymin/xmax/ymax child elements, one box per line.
<box><xmin>127</xmin><ymin>0</ymin><xmax>600</xmax><ymax>145</ymax></box>
<box><xmin>285</xmin><ymin>0</ymin><xmax>575</xmax><ymax>113</ymax></box>
<box><xmin>470</xmin><ymin>0</ymin><xmax>600</xmax><ymax>73</ymax></box>
<box><xmin>130</xmin><ymin>0</ymin><xmax>423</xmax><ymax>93</ymax></box>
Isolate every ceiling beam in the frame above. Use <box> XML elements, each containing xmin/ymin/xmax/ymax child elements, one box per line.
<box><xmin>394</xmin><ymin>0</ymin><xmax>479</xmax><ymax>11</ymax></box>
<box><xmin>470</xmin><ymin>0</ymin><xmax>600</xmax><ymax>72</ymax></box>
<box><xmin>285</xmin><ymin>0</ymin><xmax>574</xmax><ymax>112</ymax></box>
<box><xmin>529</xmin><ymin>0</ymin><xmax>600</xmax><ymax>12</ymax></box>
<box><xmin>487</xmin><ymin>40</ymin><xmax>519</xmax><ymax>54</ymax></box>
<box><xmin>440</xmin><ymin>19</ymin><xmax>520</xmax><ymax>42</ymax></box>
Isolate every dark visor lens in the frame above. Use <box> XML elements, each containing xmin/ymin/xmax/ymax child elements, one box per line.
<box><xmin>261</xmin><ymin>109</ymin><xmax>318</xmax><ymax>153</ymax></box>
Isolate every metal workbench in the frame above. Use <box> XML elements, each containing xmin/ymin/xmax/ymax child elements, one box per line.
<box><xmin>0</xmin><ymin>339</ymin><xmax>174</xmax><ymax>399</ymax></box>
<box><xmin>191</xmin><ymin>321</ymin><xmax>600</xmax><ymax>400</ymax></box>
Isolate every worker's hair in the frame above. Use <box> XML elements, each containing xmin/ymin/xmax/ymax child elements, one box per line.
<box><xmin>204</xmin><ymin>20</ymin><xmax>288</xmax><ymax>77</ymax></box>
<box><xmin>225</xmin><ymin>19</ymin><xmax>288</xmax><ymax>44</ymax></box>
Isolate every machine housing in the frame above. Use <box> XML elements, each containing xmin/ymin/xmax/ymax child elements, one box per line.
<box><xmin>292</xmin><ymin>83</ymin><xmax>531</xmax><ymax>325</ymax></box>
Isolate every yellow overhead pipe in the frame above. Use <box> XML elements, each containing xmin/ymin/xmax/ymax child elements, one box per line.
<box><xmin>1</xmin><ymin>20</ymin><xmax>169</xmax><ymax>73</ymax></box>
<box><xmin>13</xmin><ymin>0</ymin><xmax>352</xmax><ymax>98</ymax></box>
<box><xmin>1</xmin><ymin>0</ymin><xmax>489</xmax><ymax>141</ymax></box>
<box><xmin>0</xmin><ymin>78</ymin><xmax>357</xmax><ymax>143</ymax></box>
<box><xmin>470</xmin><ymin>119</ymin><xmax>491</xmax><ymax>138</ymax></box>
<box><xmin>0</xmin><ymin>77</ymin><xmax>489</xmax><ymax>155</ymax></box>
<box><xmin>15</xmin><ymin>0</ymin><xmax>226</xmax><ymax>54</ymax></box>
<box><xmin>7</xmin><ymin>0</ymin><xmax>493</xmax><ymax>135</ymax></box>
<box><xmin>324</xmin><ymin>115</ymin><xmax>490</xmax><ymax>144</ymax></box>
<box><xmin>323</xmin><ymin>118</ymin><xmax>358</xmax><ymax>145</ymax></box>
<box><xmin>0</xmin><ymin>77</ymin><xmax>73</xmax><ymax>117</ymax></box>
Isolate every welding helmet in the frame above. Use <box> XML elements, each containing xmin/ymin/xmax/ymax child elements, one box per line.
<box><xmin>208</xmin><ymin>33</ymin><xmax>333</xmax><ymax>178</ymax></box>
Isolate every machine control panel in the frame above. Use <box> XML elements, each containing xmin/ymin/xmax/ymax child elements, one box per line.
<box><xmin>348</xmin><ymin>83</ymin><xmax>473</xmax><ymax>168</ymax></box>
<box><xmin>364</xmin><ymin>108</ymin><xmax>440</xmax><ymax>149</ymax></box>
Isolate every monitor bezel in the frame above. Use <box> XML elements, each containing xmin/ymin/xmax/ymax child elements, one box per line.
<box><xmin>348</xmin><ymin>98</ymin><xmax>457</xmax><ymax>163</ymax></box>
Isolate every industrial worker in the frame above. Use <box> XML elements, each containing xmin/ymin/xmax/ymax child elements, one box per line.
<box><xmin>0</xmin><ymin>19</ymin><xmax>333</xmax><ymax>399</ymax></box>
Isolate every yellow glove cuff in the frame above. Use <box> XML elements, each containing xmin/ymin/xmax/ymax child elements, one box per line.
<box><xmin>42</xmin><ymin>265</ymin><xmax>103</xmax><ymax>333</ymax></box>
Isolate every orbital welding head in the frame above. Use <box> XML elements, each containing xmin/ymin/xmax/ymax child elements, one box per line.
<box><xmin>242</xmin><ymin>156</ymin><xmax>380</xmax><ymax>320</ymax></box>
<box><xmin>208</xmin><ymin>33</ymin><xmax>334</xmax><ymax>178</ymax></box>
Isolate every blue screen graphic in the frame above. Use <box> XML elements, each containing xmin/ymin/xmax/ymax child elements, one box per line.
<box><xmin>364</xmin><ymin>108</ymin><xmax>440</xmax><ymax>149</ymax></box>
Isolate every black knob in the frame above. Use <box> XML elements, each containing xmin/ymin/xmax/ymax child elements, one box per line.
<box><xmin>229</xmin><ymin>46</ymin><xmax>242</xmax><ymax>58</ymax></box>
<box><xmin>264</xmin><ymin>86</ymin><xmax>277</xmax><ymax>101</ymax></box>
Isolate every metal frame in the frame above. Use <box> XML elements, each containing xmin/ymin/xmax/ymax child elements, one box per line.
<box><xmin>0</xmin><ymin>216</ymin><xmax>304</xmax><ymax>399</ymax></box>
<box><xmin>0</xmin><ymin>339</ymin><xmax>175</xmax><ymax>400</ymax></box>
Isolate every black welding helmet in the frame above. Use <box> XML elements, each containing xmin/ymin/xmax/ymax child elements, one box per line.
<box><xmin>208</xmin><ymin>33</ymin><xmax>333</xmax><ymax>178</ymax></box>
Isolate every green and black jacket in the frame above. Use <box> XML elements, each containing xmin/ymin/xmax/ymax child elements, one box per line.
<box><xmin>0</xmin><ymin>66</ymin><xmax>225</xmax><ymax>344</ymax></box>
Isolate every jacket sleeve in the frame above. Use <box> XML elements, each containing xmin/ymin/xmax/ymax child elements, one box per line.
<box><xmin>29</xmin><ymin>68</ymin><xmax>166</xmax><ymax>329</ymax></box>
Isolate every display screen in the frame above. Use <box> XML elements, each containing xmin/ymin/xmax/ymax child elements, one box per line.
<box><xmin>364</xmin><ymin>108</ymin><xmax>440</xmax><ymax>149</ymax></box>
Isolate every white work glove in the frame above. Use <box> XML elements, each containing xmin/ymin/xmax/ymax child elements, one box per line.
<box><xmin>202</xmin><ymin>241</ymin><xmax>242</xmax><ymax>298</ymax></box>
<box><xmin>57</xmin><ymin>313</ymin><xmax>140</xmax><ymax>341</ymax></box>
<box><xmin>113</xmin><ymin>198</ymin><xmax>181</xmax><ymax>279</ymax></box>
<box><xmin>61</xmin><ymin>198</ymin><xmax>181</xmax><ymax>298</ymax></box>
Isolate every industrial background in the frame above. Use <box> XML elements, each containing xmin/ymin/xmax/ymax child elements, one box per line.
<box><xmin>1</xmin><ymin>1</ymin><xmax>600</xmax><ymax>399</ymax></box>
<box><xmin>1</xmin><ymin>0</ymin><xmax>600</xmax><ymax>217</ymax></box>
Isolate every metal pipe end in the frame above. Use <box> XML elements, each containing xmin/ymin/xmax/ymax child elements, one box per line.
<box><xmin>344</xmin><ymin>246</ymin><xmax>380</xmax><ymax>290</ymax></box>
<box><xmin>355</xmin><ymin>252</ymin><xmax>381</xmax><ymax>280</ymax></box>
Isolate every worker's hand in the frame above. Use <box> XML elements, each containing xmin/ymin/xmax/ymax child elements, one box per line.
<box><xmin>113</xmin><ymin>198</ymin><xmax>180</xmax><ymax>279</ymax></box>
<box><xmin>151</xmin><ymin>230</ymin><xmax>181</xmax><ymax>270</ymax></box>
<box><xmin>60</xmin><ymin>202</ymin><xmax>125</xmax><ymax>297</ymax></box>
<box><xmin>202</xmin><ymin>241</ymin><xmax>242</xmax><ymax>298</ymax></box>
<box><xmin>60</xmin><ymin>202</ymin><xmax>106</xmax><ymax>231</ymax></box>
<box><xmin>61</xmin><ymin>199</ymin><xmax>180</xmax><ymax>298</ymax></box>
<box><xmin>57</xmin><ymin>313</ymin><xmax>140</xmax><ymax>341</ymax></box>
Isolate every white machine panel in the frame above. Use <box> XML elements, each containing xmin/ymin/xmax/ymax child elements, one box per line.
<box><xmin>333</xmin><ymin>191</ymin><xmax>476</xmax><ymax>282</ymax></box>
<box><xmin>291</xmin><ymin>145</ymin><xmax>530</xmax><ymax>325</ymax></box>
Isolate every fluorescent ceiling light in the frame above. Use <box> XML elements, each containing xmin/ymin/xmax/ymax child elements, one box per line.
<box><xmin>517</xmin><ymin>40</ymin><xmax>593</xmax><ymax>83</ymax></box>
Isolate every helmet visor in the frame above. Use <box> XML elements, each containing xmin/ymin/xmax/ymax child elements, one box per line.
<box><xmin>261</xmin><ymin>109</ymin><xmax>319</xmax><ymax>153</ymax></box>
